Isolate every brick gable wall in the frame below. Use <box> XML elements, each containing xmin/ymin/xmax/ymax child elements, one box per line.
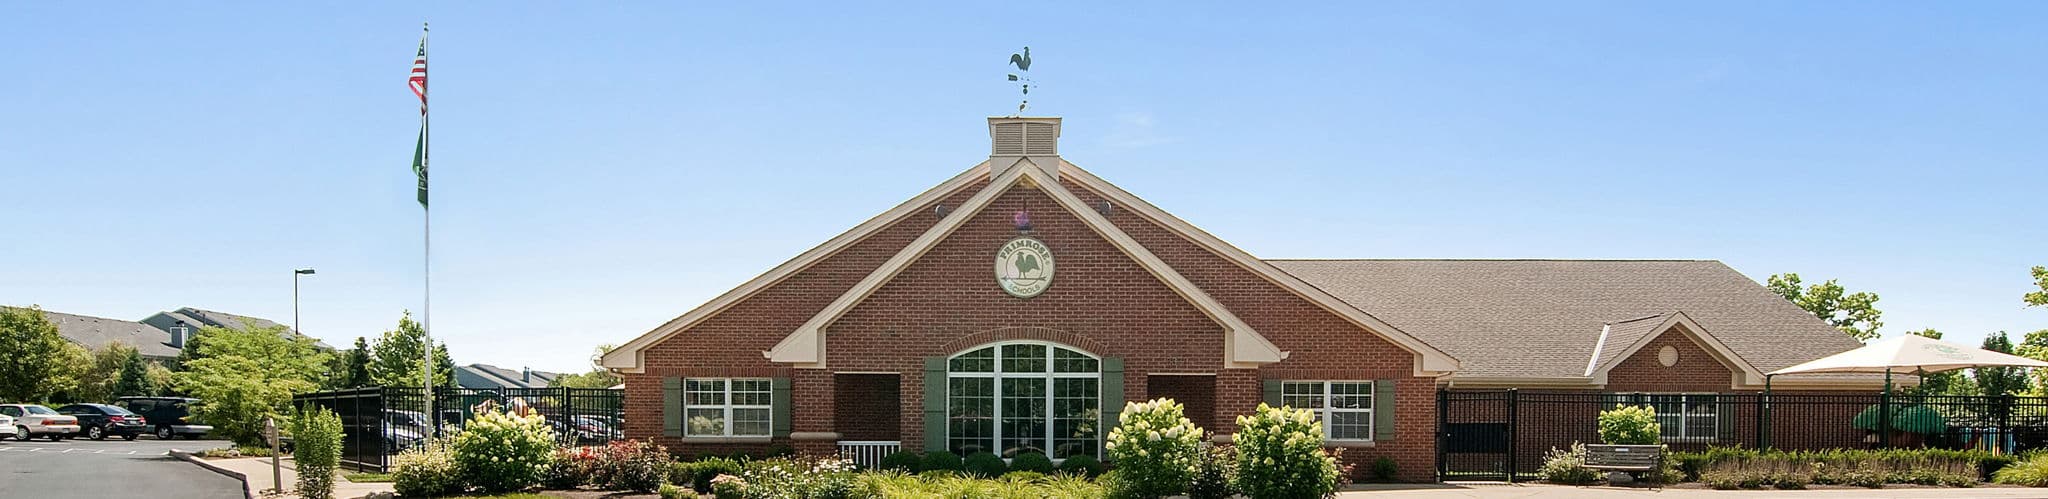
<box><xmin>827</xmin><ymin>185</ymin><xmax>1226</xmax><ymax>447</ymax></box>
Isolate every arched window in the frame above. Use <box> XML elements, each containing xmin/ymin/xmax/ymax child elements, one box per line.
<box><xmin>947</xmin><ymin>341</ymin><xmax>1100</xmax><ymax>459</ymax></box>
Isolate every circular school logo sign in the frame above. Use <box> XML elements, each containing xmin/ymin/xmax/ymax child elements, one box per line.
<box><xmin>995</xmin><ymin>237</ymin><xmax>1055</xmax><ymax>298</ymax></box>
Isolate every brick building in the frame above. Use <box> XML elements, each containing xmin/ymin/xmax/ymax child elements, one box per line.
<box><xmin>599</xmin><ymin>117</ymin><xmax>1876</xmax><ymax>482</ymax></box>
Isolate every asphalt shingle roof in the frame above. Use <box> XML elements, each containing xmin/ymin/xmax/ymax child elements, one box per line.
<box><xmin>13</xmin><ymin>308</ymin><xmax>181</xmax><ymax>359</ymax></box>
<box><xmin>455</xmin><ymin>363</ymin><xmax>561</xmax><ymax>389</ymax></box>
<box><xmin>1265</xmin><ymin>259</ymin><xmax>1865</xmax><ymax>379</ymax></box>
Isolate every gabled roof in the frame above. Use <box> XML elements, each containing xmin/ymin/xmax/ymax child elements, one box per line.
<box><xmin>455</xmin><ymin>363</ymin><xmax>560</xmax><ymax>389</ymax></box>
<box><xmin>767</xmin><ymin>157</ymin><xmax>1288</xmax><ymax>369</ymax></box>
<box><xmin>603</xmin><ymin>154</ymin><xmax>1458</xmax><ymax>373</ymax></box>
<box><xmin>11</xmin><ymin>307</ymin><xmax>180</xmax><ymax>359</ymax></box>
<box><xmin>149</xmin><ymin>307</ymin><xmax>333</xmax><ymax>349</ymax></box>
<box><xmin>1267</xmin><ymin>259</ymin><xmax>1864</xmax><ymax>382</ymax></box>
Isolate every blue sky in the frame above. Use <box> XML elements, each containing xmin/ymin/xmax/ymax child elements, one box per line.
<box><xmin>4</xmin><ymin>2</ymin><xmax>2044</xmax><ymax>373</ymax></box>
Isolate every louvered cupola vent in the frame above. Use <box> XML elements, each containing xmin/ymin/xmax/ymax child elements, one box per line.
<box><xmin>989</xmin><ymin>117</ymin><xmax>1060</xmax><ymax>157</ymax></box>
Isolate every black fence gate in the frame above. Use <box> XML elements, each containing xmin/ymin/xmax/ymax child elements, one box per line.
<box><xmin>294</xmin><ymin>386</ymin><xmax>624</xmax><ymax>472</ymax></box>
<box><xmin>1437</xmin><ymin>389</ymin><xmax>2048</xmax><ymax>482</ymax></box>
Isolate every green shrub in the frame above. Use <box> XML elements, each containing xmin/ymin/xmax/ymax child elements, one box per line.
<box><xmin>855</xmin><ymin>469</ymin><xmax>1105</xmax><ymax>498</ymax></box>
<box><xmin>1673</xmin><ymin>447</ymin><xmax>1982</xmax><ymax>487</ymax></box>
<box><xmin>1538</xmin><ymin>443</ymin><xmax>1601</xmax><ymax>485</ymax></box>
<box><xmin>542</xmin><ymin>447</ymin><xmax>589</xmax><ymax>490</ymax></box>
<box><xmin>1008</xmin><ymin>451</ymin><xmax>1055</xmax><ymax>474</ymax></box>
<box><xmin>657</xmin><ymin>482</ymin><xmax>691</xmax><ymax>499</ymax></box>
<box><xmin>392</xmin><ymin>440</ymin><xmax>464</xmax><ymax>498</ymax></box>
<box><xmin>920</xmin><ymin>450</ymin><xmax>964</xmax><ymax>472</ymax></box>
<box><xmin>1107</xmin><ymin>398</ymin><xmax>1204</xmax><ymax>498</ymax></box>
<box><xmin>595</xmin><ymin>440</ymin><xmax>671</xmax><ymax>492</ymax></box>
<box><xmin>451</xmin><ymin>410</ymin><xmax>557</xmax><ymax>493</ymax></box>
<box><xmin>1370</xmin><ymin>456</ymin><xmax>1397</xmax><ymax>482</ymax></box>
<box><xmin>1056</xmin><ymin>454</ymin><xmax>1105</xmax><ymax>477</ymax></box>
<box><xmin>1994</xmin><ymin>453</ymin><xmax>2048</xmax><ymax>486</ymax></box>
<box><xmin>879</xmin><ymin>450</ymin><xmax>923</xmax><ymax>472</ymax></box>
<box><xmin>288</xmin><ymin>407</ymin><xmax>343</xmax><ymax>499</ymax></box>
<box><xmin>1597</xmin><ymin>404</ymin><xmax>1660</xmax><ymax>445</ymax></box>
<box><xmin>1233</xmin><ymin>403</ymin><xmax>1341</xmax><ymax>499</ymax></box>
<box><xmin>718</xmin><ymin>456</ymin><xmax>859</xmax><ymax>499</ymax></box>
<box><xmin>682</xmin><ymin>457</ymin><xmax>744</xmax><ymax>494</ymax></box>
<box><xmin>962</xmin><ymin>451</ymin><xmax>1009</xmax><ymax>478</ymax></box>
<box><xmin>1187</xmin><ymin>445</ymin><xmax>1235</xmax><ymax>499</ymax></box>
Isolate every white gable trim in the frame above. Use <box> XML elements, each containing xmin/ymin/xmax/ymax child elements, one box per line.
<box><xmin>767</xmin><ymin>157</ymin><xmax>1288</xmax><ymax>369</ymax></box>
<box><xmin>600</xmin><ymin>163</ymin><xmax>989</xmax><ymax>372</ymax></box>
<box><xmin>1588</xmin><ymin>311</ymin><xmax>1767</xmax><ymax>388</ymax></box>
<box><xmin>1057</xmin><ymin>162</ymin><xmax>1459</xmax><ymax>375</ymax></box>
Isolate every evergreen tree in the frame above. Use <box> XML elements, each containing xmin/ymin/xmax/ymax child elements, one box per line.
<box><xmin>1975</xmin><ymin>331</ymin><xmax>2027</xmax><ymax>397</ymax></box>
<box><xmin>112</xmin><ymin>347</ymin><xmax>153</xmax><ymax>397</ymax></box>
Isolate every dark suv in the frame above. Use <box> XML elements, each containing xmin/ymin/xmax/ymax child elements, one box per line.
<box><xmin>56</xmin><ymin>403</ymin><xmax>148</xmax><ymax>441</ymax></box>
<box><xmin>114</xmin><ymin>397</ymin><xmax>212</xmax><ymax>440</ymax></box>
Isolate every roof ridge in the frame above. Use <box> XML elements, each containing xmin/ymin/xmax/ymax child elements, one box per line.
<box><xmin>1606</xmin><ymin>313</ymin><xmax>1668</xmax><ymax>325</ymax></box>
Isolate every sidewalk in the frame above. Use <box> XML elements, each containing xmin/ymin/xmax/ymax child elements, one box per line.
<box><xmin>1342</xmin><ymin>482</ymin><xmax>2048</xmax><ymax>498</ymax></box>
<box><xmin>173</xmin><ymin>451</ymin><xmax>394</xmax><ymax>499</ymax></box>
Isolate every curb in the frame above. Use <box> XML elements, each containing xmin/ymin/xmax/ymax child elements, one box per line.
<box><xmin>169</xmin><ymin>449</ymin><xmax>257</xmax><ymax>499</ymax></box>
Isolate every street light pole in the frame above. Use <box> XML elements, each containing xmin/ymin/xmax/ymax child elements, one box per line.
<box><xmin>294</xmin><ymin>269</ymin><xmax>316</xmax><ymax>341</ymax></box>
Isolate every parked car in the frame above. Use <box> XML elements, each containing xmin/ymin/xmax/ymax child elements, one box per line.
<box><xmin>113</xmin><ymin>396</ymin><xmax>211</xmax><ymax>440</ymax></box>
<box><xmin>57</xmin><ymin>403</ymin><xmax>148</xmax><ymax>441</ymax></box>
<box><xmin>0</xmin><ymin>404</ymin><xmax>81</xmax><ymax>441</ymax></box>
<box><xmin>0</xmin><ymin>413</ymin><xmax>15</xmax><ymax>440</ymax></box>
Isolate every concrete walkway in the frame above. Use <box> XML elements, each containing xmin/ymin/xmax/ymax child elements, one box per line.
<box><xmin>1341</xmin><ymin>483</ymin><xmax>2048</xmax><ymax>498</ymax></box>
<box><xmin>175</xmin><ymin>452</ymin><xmax>394</xmax><ymax>499</ymax></box>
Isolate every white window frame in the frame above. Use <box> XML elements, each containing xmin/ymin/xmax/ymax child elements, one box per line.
<box><xmin>1281</xmin><ymin>381</ymin><xmax>1374</xmax><ymax>442</ymax></box>
<box><xmin>947</xmin><ymin>340</ymin><xmax>1101</xmax><ymax>459</ymax></box>
<box><xmin>1620</xmin><ymin>392</ymin><xmax>1718</xmax><ymax>443</ymax></box>
<box><xmin>683</xmin><ymin>377</ymin><xmax>773</xmax><ymax>438</ymax></box>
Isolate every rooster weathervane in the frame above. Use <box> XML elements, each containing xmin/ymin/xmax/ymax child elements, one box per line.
<box><xmin>1007</xmin><ymin>47</ymin><xmax>1033</xmax><ymax>115</ymax></box>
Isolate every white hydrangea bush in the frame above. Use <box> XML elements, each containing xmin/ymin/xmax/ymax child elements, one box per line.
<box><xmin>452</xmin><ymin>410</ymin><xmax>558</xmax><ymax>493</ymax></box>
<box><xmin>1105</xmin><ymin>398</ymin><xmax>1204</xmax><ymax>497</ymax></box>
<box><xmin>1233</xmin><ymin>403</ymin><xmax>1341</xmax><ymax>499</ymax></box>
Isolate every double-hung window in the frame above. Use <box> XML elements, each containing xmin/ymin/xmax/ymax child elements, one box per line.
<box><xmin>684</xmin><ymin>378</ymin><xmax>772</xmax><ymax>437</ymax></box>
<box><xmin>1608</xmin><ymin>393</ymin><xmax>1719</xmax><ymax>443</ymax></box>
<box><xmin>1280</xmin><ymin>381</ymin><xmax>1374</xmax><ymax>441</ymax></box>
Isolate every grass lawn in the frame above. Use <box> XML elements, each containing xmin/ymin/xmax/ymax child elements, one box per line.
<box><xmin>343</xmin><ymin>472</ymin><xmax>394</xmax><ymax>483</ymax></box>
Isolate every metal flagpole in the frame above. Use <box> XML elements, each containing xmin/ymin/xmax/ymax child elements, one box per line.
<box><xmin>420</xmin><ymin>22</ymin><xmax>435</xmax><ymax>439</ymax></box>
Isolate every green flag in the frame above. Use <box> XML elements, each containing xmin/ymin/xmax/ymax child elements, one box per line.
<box><xmin>411</xmin><ymin>124</ymin><xmax>428</xmax><ymax>208</ymax></box>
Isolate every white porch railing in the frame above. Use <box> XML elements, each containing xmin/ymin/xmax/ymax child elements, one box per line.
<box><xmin>837</xmin><ymin>440</ymin><xmax>901</xmax><ymax>469</ymax></box>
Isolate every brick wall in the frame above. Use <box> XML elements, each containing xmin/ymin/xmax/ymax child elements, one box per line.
<box><xmin>834</xmin><ymin>374</ymin><xmax>901</xmax><ymax>441</ymax></box>
<box><xmin>1148</xmin><ymin>375</ymin><xmax>1218</xmax><ymax>430</ymax></box>
<box><xmin>1605</xmin><ymin>324</ymin><xmax>1737</xmax><ymax>392</ymax></box>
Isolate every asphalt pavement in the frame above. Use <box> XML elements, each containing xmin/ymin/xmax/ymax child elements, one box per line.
<box><xmin>0</xmin><ymin>437</ymin><xmax>240</xmax><ymax>499</ymax></box>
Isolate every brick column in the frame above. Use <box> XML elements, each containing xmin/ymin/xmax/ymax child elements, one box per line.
<box><xmin>792</xmin><ymin>368</ymin><xmax>837</xmax><ymax>456</ymax></box>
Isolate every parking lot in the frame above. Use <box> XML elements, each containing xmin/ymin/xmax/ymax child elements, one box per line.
<box><xmin>0</xmin><ymin>437</ymin><xmax>240</xmax><ymax>499</ymax></box>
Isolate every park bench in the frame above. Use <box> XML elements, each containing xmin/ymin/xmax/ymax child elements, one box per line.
<box><xmin>1584</xmin><ymin>444</ymin><xmax>1663</xmax><ymax>484</ymax></box>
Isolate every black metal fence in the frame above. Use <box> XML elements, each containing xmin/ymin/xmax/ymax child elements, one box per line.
<box><xmin>294</xmin><ymin>386</ymin><xmax>624</xmax><ymax>472</ymax></box>
<box><xmin>1438</xmin><ymin>389</ymin><xmax>2048</xmax><ymax>482</ymax></box>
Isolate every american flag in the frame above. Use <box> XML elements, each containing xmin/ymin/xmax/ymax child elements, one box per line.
<box><xmin>409</xmin><ymin>33</ymin><xmax>427</xmax><ymax>114</ymax></box>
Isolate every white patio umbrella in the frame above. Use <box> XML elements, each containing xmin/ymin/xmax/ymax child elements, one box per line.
<box><xmin>1768</xmin><ymin>333</ymin><xmax>2048</xmax><ymax>391</ymax></box>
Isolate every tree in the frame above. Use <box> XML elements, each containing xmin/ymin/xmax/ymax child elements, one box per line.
<box><xmin>176</xmin><ymin>324</ymin><xmax>330</xmax><ymax>446</ymax></box>
<box><xmin>369</xmin><ymin>312</ymin><xmax>455</xmax><ymax>388</ymax></box>
<box><xmin>112</xmin><ymin>349</ymin><xmax>154</xmax><ymax>398</ymax></box>
<box><xmin>63</xmin><ymin>342</ymin><xmax>141</xmax><ymax>403</ymax></box>
<box><xmin>2027</xmin><ymin>266</ymin><xmax>2048</xmax><ymax>308</ymax></box>
<box><xmin>1975</xmin><ymin>331</ymin><xmax>2028</xmax><ymax>398</ymax></box>
<box><xmin>322</xmin><ymin>337</ymin><xmax>374</xmax><ymax>390</ymax></box>
<box><xmin>1768</xmin><ymin>273</ymin><xmax>1884</xmax><ymax>341</ymax></box>
<box><xmin>552</xmin><ymin>344</ymin><xmax>623</xmax><ymax>389</ymax></box>
<box><xmin>0</xmin><ymin>306</ymin><xmax>79</xmax><ymax>403</ymax></box>
<box><xmin>2017</xmin><ymin>329</ymin><xmax>2048</xmax><ymax>395</ymax></box>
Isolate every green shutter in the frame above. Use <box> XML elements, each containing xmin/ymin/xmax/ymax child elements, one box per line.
<box><xmin>663</xmin><ymin>377</ymin><xmax>683</xmax><ymax>437</ymax></box>
<box><xmin>1262</xmin><ymin>379</ymin><xmax>1283</xmax><ymax>408</ymax></box>
<box><xmin>1101</xmin><ymin>357</ymin><xmax>1125</xmax><ymax>442</ymax></box>
<box><xmin>772</xmin><ymin>377</ymin><xmax>793</xmax><ymax>438</ymax></box>
<box><xmin>1373</xmin><ymin>379</ymin><xmax>1396</xmax><ymax>442</ymax></box>
<box><xmin>923</xmin><ymin>358</ymin><xmax>947</xmax><ymax>452</ymax></box>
